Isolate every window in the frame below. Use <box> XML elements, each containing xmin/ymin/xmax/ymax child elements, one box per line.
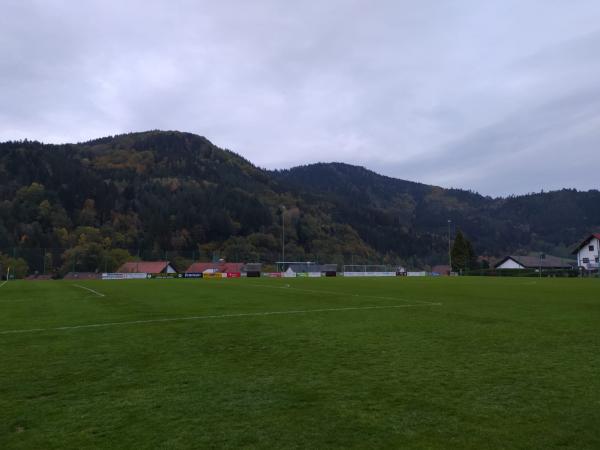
<box><xmin>596</xmin><ymin>257</ymin><xmax>600</xmax><ymax>263</ymax></box>
<box><xmin>589</xmin><ymin>245</ymin><xmax>595</xmax><ymax>251</ymax></box>
<box><xmin>583</xmin><ymin>258</ymin><xmax>589</xmax><ymax>264</ymax></box>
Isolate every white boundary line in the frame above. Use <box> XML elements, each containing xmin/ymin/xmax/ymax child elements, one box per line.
<box><xmin>0</xmin><ymin>280</ymin><xmax>7</xmax><ymax>288</ymax></box>
<box><xmin>0</xmin><ymin>303</ymin><xmax>441</xmax><ymax>335</ymax></box>
<box><xmin>245</xmin><ymin>282</ymin><xmax>439</xmax><ymax>305</ymax></box>
<box><xmin>72</xmin><ymin>284</ymin><xmax>105</xmax><ymax>297</ymax></box>
<box><xmin>0</xmin><ymin>285</ymin><xmax>105</xmax><ymax>303</ymax></box>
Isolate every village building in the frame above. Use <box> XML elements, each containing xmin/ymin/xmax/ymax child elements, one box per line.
<box><xmin>572</xmin><ymin>233</ymin><xmax>600</xmax><ymax>272</ymax></box>
<box><xmin>494</xmin><ymin>255</ymin><xmax>573</xmax><ymax>270</ymax></box>
<box><xmin>117</xmin><ymin>261</ymin><xmax>177</xmax><ymax>274</ymax></box>
<box><xmin>431</xmin><ymin>265</ymin><xmax>451</xmax><ymax>276</ymax></box>
<box><xmin>321</xmin><ymin>264</ymin><xmax>338</xmax><ymax>277</ymax></box>
<box><xmin>185</xmin><ymin>262</ymin><xmax>244</xmax><ymax>274</ymax></box>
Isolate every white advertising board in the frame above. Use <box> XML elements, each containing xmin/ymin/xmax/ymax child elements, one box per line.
<box><xmin>102</xmin><ymin>273</ymin><xmax>148</xmax><ymax>280</ymax></box>
<box><xmin>342</xmin><ymin>272</ymin><xmax>396</xmax><ymax>277</ymax></box>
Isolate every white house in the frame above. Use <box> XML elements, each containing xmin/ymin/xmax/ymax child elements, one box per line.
<box><xmin>495</xmin><ymin>257</ymin><xmax>526</xmax><ymax>269</ymax></box>
<box><xmin>572</xmin><ymin>234</ymin><xmax>600</xmax><ymax>272</ymax></box>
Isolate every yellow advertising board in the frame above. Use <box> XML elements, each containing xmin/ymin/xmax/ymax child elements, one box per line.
<box><xmin>203</xmin><ymin>272</ymin><xmax>224</xmax><ymax>279</ymax></box>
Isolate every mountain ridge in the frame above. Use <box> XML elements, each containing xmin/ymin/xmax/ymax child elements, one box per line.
<box><xmin>1</xmin><ymin>130</ymin><xmax>598</xmax><ymax>274</ymax></box>
<box><xmin>5</xmin><ymin>130</ymin><xmax>597</xmax><ymax>198</ymax></box>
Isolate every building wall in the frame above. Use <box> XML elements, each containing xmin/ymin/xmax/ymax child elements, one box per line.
<box><xmin>497</xmin><ymin>258</ymin><xmax>525</xmax><ymax>269</ymax></box>
<box><xmin>166</xmin><ymin>265</ymin><xmax>177</xmax><ymax>273</ymax></box>
<box><xmin>577</xmin><ymin>238</ymin><xmax>600</xmax><ymax>268</ymax></box>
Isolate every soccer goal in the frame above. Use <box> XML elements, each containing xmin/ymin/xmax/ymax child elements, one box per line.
<box><xmin>342</xmin><ymin>265</ymin><xmax>397</xmax><ymax>277</ymax></box>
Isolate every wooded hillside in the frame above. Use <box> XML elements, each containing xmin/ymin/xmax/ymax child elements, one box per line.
<box><xmin>0</xmin><ymin>130</ymin><xmax>598</xmax><ymax>274</ymax></box>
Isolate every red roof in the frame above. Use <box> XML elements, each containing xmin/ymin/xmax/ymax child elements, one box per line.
<box><xmin>118</xmin><ymin>261</ymin><xmax>172</xmax><ymax>273</ymax></box>
<box><xmin>186</xmin><ymin>262</ymin><xmax>217</xmax><ymax>273</ymax></box>
<box><xmin>572</xmin><ymin>233</ymin><xmax>600</xmax><ymax>254</ymax></box>
<box><xmin>186</xmin><ymin>262</ymin><xmax>244</xmax><ymax>273</ymax></box>
<box><xmin>431</xmin><ymin>265</ymin><xmax>451</xmax><ymax>275</ymax></box>
<box><xmin>222</xmin><ymin>263</ymin><xmax>244</xmax><ymax>273</ymax></box>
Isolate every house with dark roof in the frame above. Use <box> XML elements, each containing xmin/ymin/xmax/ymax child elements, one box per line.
<box><xmin>118</xmin><ymin>261</ymin><xmax>177</xmax><ymax>274</ymax></box>
<box><xmin>321</xmin><ymin>264</ymin><xmax>338</xmax><ymax>277</ymax></box>
<box><xmin>494</xmin><ymin>255</ymin><xmax>574</xmax><ymax>270</ymax></box>
<box><xmin>572</xmin><ymin>233</ymin><xmax>600</xmax><ymax>272</ymax></box>
<box><xmin>244</xmin><ymin>263</ymin><xmax>262</xmax><ymax>277</ymax></box>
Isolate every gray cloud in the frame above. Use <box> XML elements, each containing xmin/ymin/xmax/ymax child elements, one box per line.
<box><xmin>1</xmin><ymin>0</ymin><xmax>600</xmax><ymax>195</ymax></box>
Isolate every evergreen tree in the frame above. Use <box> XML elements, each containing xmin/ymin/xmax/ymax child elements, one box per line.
<box><xmin>451</xmin><ymin>230</ymin><xmax>476</xmax><ymax>272</ymax></box>
<box><xmin>465</xmin><ymin>238</ymin><xmax>477</xmax><ymax>270</ymax></box>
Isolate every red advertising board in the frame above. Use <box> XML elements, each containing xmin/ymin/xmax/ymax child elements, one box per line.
<box><xmin>226</xmin><ymin>272</ymin><xmax>241</xmax><ymax>278</ymax></box>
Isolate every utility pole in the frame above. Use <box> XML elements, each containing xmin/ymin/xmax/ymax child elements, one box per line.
<box><xmin>595</xmin><ymin>237</ymin><xmax>600</xmax><ymax>277</ymax></box>
<box><xmin>281</xmin><ymin>205</ymin><xmax>286</xmax><ymax>272</ymax></box>
<box><xmin>448</xmin><ymin>219</ymin><xmax>452</xmax><ymax>271</ymax></box>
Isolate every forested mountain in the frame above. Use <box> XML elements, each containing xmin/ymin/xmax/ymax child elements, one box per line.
<box><xmin>0</xmin><ymin>130</ymin><xmax>598</xmax><ymax>275</ymax></box>
<box><xmin>274</xmin><ymin>163</ymin><xmax>600</xmax><ymax>260</ymax></box>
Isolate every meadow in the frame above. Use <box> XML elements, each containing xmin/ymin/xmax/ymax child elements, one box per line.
<box><xmin>0</xmin><ymin>276</ymin><xmax>599</xmax><ymax>449</ymax></box>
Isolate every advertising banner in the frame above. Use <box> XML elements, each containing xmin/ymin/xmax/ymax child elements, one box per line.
<box><xmin>342</xmin><ymin>272</ymin><xmax>396</xmax><ymax>277</ymax></box>
<box><xmin>150</xmin><ymin>273</ymin><xmax>181</xmax><ymax>279</ymax></box>
<box><xmin>203</xmin><ymin>272</ymin><xmax>224</xmax><ymax>279</ymax></box>
<box><xmin>184</xmin><ymin>273</ymin><xmax>203</xmax><ymax>278</ymax></box>
<box><xmin>226</xmin><ymin>272</ymin><xmax>241</xmax><ymax>278</ymax></box>
<box><xmin>102</xmin><ymin>273</ymin><xmax>148</xmax><ymax>280</ymax></box>
<box><xmin>264</xmin><ymin>272</ymin><xmax>283</xmax><ymax>278</ymax></box>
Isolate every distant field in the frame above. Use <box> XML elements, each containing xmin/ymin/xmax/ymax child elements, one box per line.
<box><xmin>1</xmin><ymin>277</ymin><xmax>599</xmax><ymax>449</ymax></box>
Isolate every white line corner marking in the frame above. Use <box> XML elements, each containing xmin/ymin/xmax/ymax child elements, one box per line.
<box><xmin>0</xmin><ymin>303</ymin><xmax>441</xmax><ymax>335</ymax></box>
<box><xmin>72</xmin><ymin>284</ymin><xmax>105</xmax><ymax>297</ymax></box>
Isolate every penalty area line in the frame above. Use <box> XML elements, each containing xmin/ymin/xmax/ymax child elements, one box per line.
<box><xmin>72</xmin><ymin>284</ymin><xmax>105</xmax><ymax>297</ymax></box>
<box><xmin>0</xmin><ymin>303</ymin><xmax>441</xmax><ymax>335</ymax></box>
<box><xmin>0</xmin><ymin>281</ymin><xmax>7</xmax><ymax>288</ymax></box>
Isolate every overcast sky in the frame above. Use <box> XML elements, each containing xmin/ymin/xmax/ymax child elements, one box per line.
<box><xmin>1</xmin><ymin>1</ymin><xmax>600</xmax><ymax>196</ymax></box>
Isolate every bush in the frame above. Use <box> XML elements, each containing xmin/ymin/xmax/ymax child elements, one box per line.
<box><xmin>0</xmin><ymin>253</ymin><xmax>30</xmax><ymax>279</ymax></box>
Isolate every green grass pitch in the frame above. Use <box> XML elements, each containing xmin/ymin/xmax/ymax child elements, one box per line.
<box><xmin>1</xmin><ymin>277</ymin><xmax>599</xmax><ymax>449</ymax></box>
